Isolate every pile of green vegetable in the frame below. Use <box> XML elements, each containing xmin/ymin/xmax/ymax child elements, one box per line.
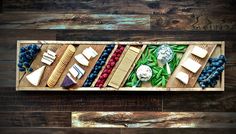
<box><xmin>125</xmin><ymin>45</ymin><xmax>188</xmax><ymax>87</ymax></box>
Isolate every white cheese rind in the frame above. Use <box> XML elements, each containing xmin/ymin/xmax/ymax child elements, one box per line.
<box><xmin>176</xmin><ymin>71</ymin><xmax>189</xmax><ymax>84</ymax></box>
<box><xmin>191</xmin><ymin>46</ymin><xmax>208</xmax><ymax>58</ymax></box>
<box><xmin>182</xmin><ymin>58</ymin><xmax>201</xmax><ymax>73</ymax></box>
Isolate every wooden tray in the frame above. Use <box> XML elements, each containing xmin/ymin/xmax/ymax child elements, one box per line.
<box><xmin>16</xmin><ymin>41</ymin><xmax>225</xmax><ymax>91</ymax></box>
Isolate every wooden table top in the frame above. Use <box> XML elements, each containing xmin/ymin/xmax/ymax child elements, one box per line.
<box><xmin>0</xmin><ymin>0</ymin><xmax>236</xmax><ymax>133</ymax></box>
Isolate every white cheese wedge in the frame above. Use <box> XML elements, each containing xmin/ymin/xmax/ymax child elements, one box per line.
<box><xmin>191</xmin><ymin>46</ymin><xmax>208</xmax><ymax>58</ymax></box>
<box><xmin>176</xmin><ymin>71</ymin><xmax>189</xmax><ymax>84</ymax></box>
<box><xmin>26</xmin><ymin>66</ymin><xmax>46</xmax><ymax>86</ymax></box>
<box><xmin>182</xmin><ymin>58</ymin><xmax>202</xmax><ymax>73</ymax></box>
<box><xmin>75</xmin><ymin>54</ymin><xmax>89</xmax><ymax>66</ymax></box>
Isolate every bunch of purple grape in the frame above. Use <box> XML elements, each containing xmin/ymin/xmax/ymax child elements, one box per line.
<box><xmin>18</xmin><ymin>44</ymin><xmax>40</xmax><ymax>72</ymax></box>
<box><xmin>198</xmin><ymin>55</ymin><xmax>226</xmax><ymax>89</ymax></box>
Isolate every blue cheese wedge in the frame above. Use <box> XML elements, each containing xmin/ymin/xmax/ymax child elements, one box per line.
<box><xmin>182</xmin><ymin>58</ymin><xmax>201</xmax><ymax>73</ymax></box>
<box><xmin>26</xmin><ymin>66</ymin><xmax>45</xmax><ymax>86</ymax></box>
<box><xmin>69</xmin><ymin>64</ymin><xmax>85</xmax><ymax>79</ymax></box>
<box><xmin>191</xmin><ymin>46</ymin><xmax>208</xmax><ymax>58</ymax></box>
<box><xmin>176</xmin><ymin>71</ymin><xmax>189</xmax><ymax>84</ymax></box>
<box><xmin>61</xmin><ymin>73</ymin><xmax>77</xmax><ymax>88</ymax></box>
<box><xmin>75</xmin><ymin>54</ymin><xmax>89</xmax><ymax>66</ymax></box>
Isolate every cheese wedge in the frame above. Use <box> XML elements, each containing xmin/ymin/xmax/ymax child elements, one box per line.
<box><xmin>182</xmin><ymin>58</ymin><xmax>201</xmax><ymax>73</ymax></box>
<box><xmin>61</xmin><ymin>73</ymin><xmax>77</xmax><ymax>88</ymax></box>
<box><xmin>75</xmin><ymin>54</ymin><xmax>89</xmax><ymax>66</ymax></box>
<box><xmin>26</xmin><ymin>66</ymin><xmax>45</xmax><ymax>86</ymax></box>
<box><xmin>191</xmin><ymin>46</ymin><xmax>208</xmax><ymax>58</ymax></box>
<box><xmin>69</xmin><ymin>64</ymin><xmax>85</xmax><ymax>79</ymax></box>
<box><xmin>82</xmin><ymin>47</ymin><xmax>98</xmax><ymax>60</ymax></box>
<box><xmin>176</xmin><ymin>71</ymin><xmax>189</xmax><ymax>84</ymax></box>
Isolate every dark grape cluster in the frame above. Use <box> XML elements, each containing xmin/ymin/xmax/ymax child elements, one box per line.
<box><xmin>18</xmin><ymin>44</ymin><xmax>40</xmax><ymax>72</ymax></box>
<box><xmin>198</xmin><ymin>55</ymin><xmax>226</xmax><ymax>89</ymax></box>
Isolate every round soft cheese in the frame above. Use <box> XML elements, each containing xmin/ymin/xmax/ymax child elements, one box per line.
<box><xmin>136</xmin><ymin>65</ymin><xmax>152</xmax><ymax>82</ymax></box>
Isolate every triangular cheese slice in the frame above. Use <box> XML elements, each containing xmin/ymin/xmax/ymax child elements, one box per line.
<box><xmin>26</xmin><ymin>66</ymin><xmax>46</xmax><ymax>86</ymax></box>
<box><xmin>61</xmin><ymin>73</ymin><xmax>77</xmax><ymax>88</ymax></box>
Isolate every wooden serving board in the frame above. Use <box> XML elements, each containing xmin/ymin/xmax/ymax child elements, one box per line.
<box><xmin>166</xmin><ymin>44</ymin><xmax>217</xmax><ymax>88</ymax></box>
<box><xmin>16</xmin><ymin>41</ymin><xmax>225</xmax><ymax>91</ymax></box>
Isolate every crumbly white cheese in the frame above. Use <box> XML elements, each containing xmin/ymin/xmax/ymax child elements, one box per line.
<box><xmin>191</xmin><ymin>46</ymin><xmax>208</xmax><ymax>58</ymax></box>
<box><xmin>136</xmin><ymin>65</ymin><xmax>152</xmax><ymax>82</ymax></box>
<box><xmin>176</xmin><ymin>71</ymin><xmax>189</xmax><ymax>84</ymax></box>
<box><xmin>182</xmin><ymin>58</ymin><xmax>201</xmax><ymax>73</ymax></box>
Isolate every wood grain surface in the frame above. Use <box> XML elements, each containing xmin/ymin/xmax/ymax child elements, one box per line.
<box><xmin>0</xmin><ymin>0</ymin><xmax>236</xmax><ymax>133</ymax></box>
<box><xmin>72</xmin><ymin>112</ymin><xmax>236</xmax><ymax>128</ymax></box>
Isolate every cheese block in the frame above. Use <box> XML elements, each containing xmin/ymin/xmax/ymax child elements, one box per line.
<box><xmin>175</xmin><ymin>71</ymin><xmax>189</xmax><ymax>84</ymax></box>
<box><xmin>26</xmin><ymin>66</ymin><xmax>46</xmax><ymax>86</ymax></box>
<box><xmin>75</xmin><ymin>54</ymin><xmax>89</xmax><ymax>66</ymax></box>
<box><xmin>182</xmin><ymin>58</ymin><xmax>201</xmax><ymax>73</ymax></box>
<box><xmin>191</xmin><ymin>46</ymin><xmax>208</xmax><ymax>58</ymax></box>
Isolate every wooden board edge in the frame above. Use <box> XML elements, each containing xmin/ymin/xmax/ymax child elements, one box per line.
<box><xmin>16</xmin><ymin>40</ymin><xmax>225</xmax><ymax>45</ymax></box>
<box><xmin>221</xmin><ymin>41</ymin><xmax>225</xmax><ymax>91</ymax></box>
<box><xmin>16</xmin><ymin>87</ymin><xmax>224</xmax><ymax>91</ymax></box>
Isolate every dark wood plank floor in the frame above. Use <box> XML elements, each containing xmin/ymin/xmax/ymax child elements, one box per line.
<box><xmin>0</xmin><ymin>0</ymin><xmax>236</xmax><ymax>133</ymax></box>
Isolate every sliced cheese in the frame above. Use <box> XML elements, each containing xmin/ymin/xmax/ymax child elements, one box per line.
<box><xmin>41</xmin><ymin>58</ymin><xmax>53</xmax><ymax>65</ymax></box>
<box><xmin>82</xmin><ymin>47</ymin><xmax>98</xmax><ymax>60</ymax></box>
<box><xmin>26</xmin><ymin>66</ymin><xmax>45</xmax><ymax>86</ymax></box>
<box><xmin>182</xmin><ymin>58</ymin><xmax>201</xmax><ymax>73</ymax></box>
<box><xmin>47</xmin><ymin>49</ymin><xmax>56</xmax><ymax>57</ymax></box>
<box><xmin>75</xmin><ymin>54</ymin><xmax>89</xmax><ymax>66</ymax></box>
<box><xmin>69</xmin><ymin>67</ymin><xmax>78</xmax><ymax>78</ymax></box>
<box><xmin>88</xmin><ymin>47</ymin><xmax>98</xmax><ymax>57</ymax></box>
<box><xmin>191</xmin><ymin>46</ymin><xmax>208</xmax><ymax>58</ymax></box>
<box><xmin>41</xmin><ymin>50</ymin><xmax>57</xmax><ymax>65</ymax></box>
<box><xmin>43</xmin><ymin>52</ymin><xmax>56</xmax><ymax>60</ymax></box>
<box><xmin>176</xmin><ymin>71</ymin><xmax>189</xmax><ymax>84</ymax></box>
<box><xmin>82</xmin><ymin>48</ymin><xmax>92</xmax><ymax>60</ymax></box>
<box><xmin>69</xmin><ymin>64</ymin><xmax>85</xmax><ymax>79</ymax></box>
